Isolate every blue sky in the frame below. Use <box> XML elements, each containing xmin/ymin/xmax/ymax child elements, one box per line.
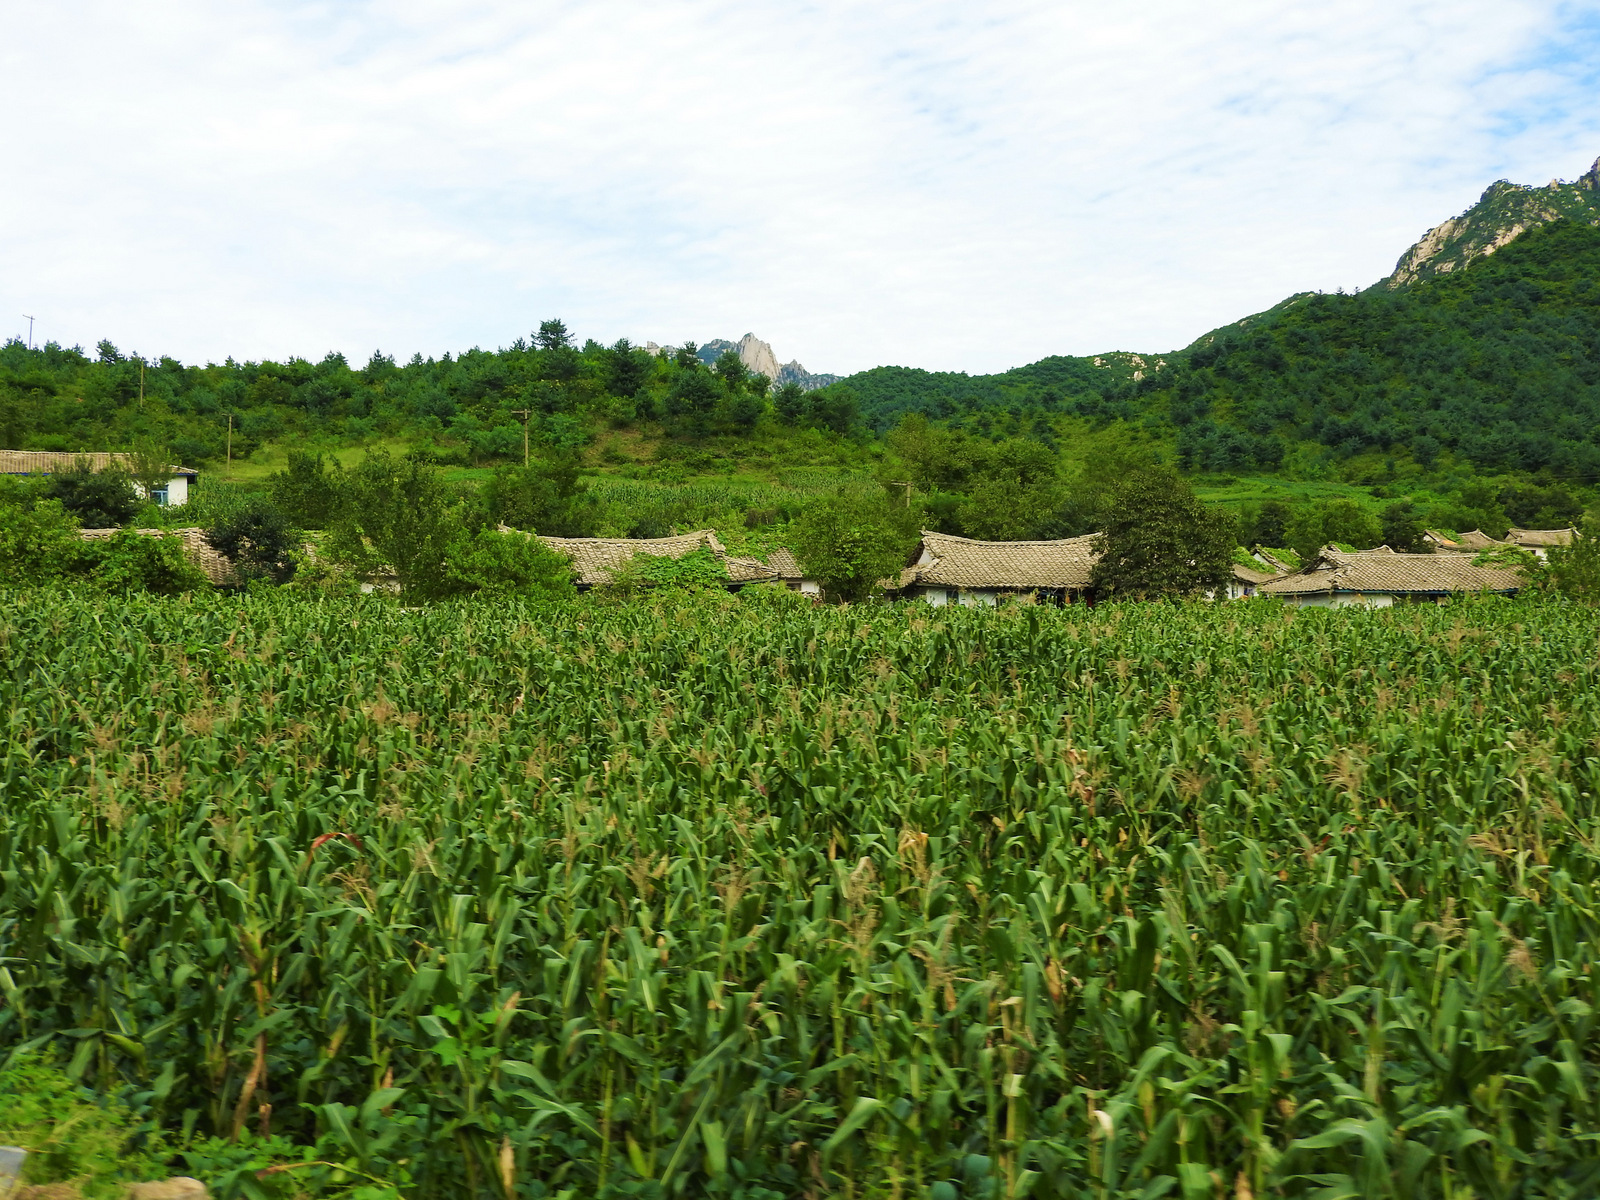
<box><xmin>3</xmin><ymin>0</ymin><xmax>1599</xmax><ymax>376</ymax></box>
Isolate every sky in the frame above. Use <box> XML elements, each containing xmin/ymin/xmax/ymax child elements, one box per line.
<box><xmin>3</xmin><ymin>1</ymin><xmax>1599</xmax><ymax>377</ymax></box>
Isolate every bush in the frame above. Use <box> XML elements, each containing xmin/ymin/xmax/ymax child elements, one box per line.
<box><xmin>206</xmin><ymin>498</ymin><xmax>301</xmax><ymax>585</ymax></box>
<box><xmin>439</xmin><ymin>529</ymin><xmax>576</xmax><ymax>600</ymax></box>
<box><xmin>268</xmin><ymin>452</ymin><xmax>341</xmax><ymax>529</ymax></box>
<box><xmin>0</xmin><ymin>479</ymin><xmax>83</xmax><ymax>586</ymax></box>
<box><xmin>42</xmin><ymin>461</ymin><xmax>141</xmax><ymax>528</ymax></box>
<box><xmin>84</xmin><ymin>530</ymin><xmax>211</xmax><ymax>595</ymax></box>
<box><xmin>1547</xmin><ymin>518</ymin><xmax>1600</xmax><ymax>601</ymax></box>
<box><xmin>0</xmin><ymin>1054</ymin><xmax>169</xmax><ymax>1199</ymax></box>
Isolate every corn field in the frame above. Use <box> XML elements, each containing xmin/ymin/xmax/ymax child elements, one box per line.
<box><xmin>1</xmin><ymin>590</ymin><xmax>1598</xmax><ymax>1199</ymax></box>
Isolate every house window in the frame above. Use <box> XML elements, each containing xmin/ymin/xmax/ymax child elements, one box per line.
<box><xmin>150</xmin><ymin>486</ymin><xmax>169</xmax><ymax>506</ymax></box>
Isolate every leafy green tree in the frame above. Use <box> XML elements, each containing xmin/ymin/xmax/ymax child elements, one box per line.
<box><xmin>268</xmin><ymin>452</ymin><xmax>342</xmax><ymax>528</ymax></box>
<box><xmin>664</xmin><ymin>370</ymin><xmax>722</xmax><ymax>436</ymax></box>
<box><xmin>0</xmin><ymin>479</ymin><xmax>83</xmax><ymax>585</ymax></box>
<box><xmin>791</xmin><ymin>490</ymin><xmax>919</xmax><ymax>603</ymax></box>
<box><xmin>1286</xmin><ymin>498</ymin><xmax>1381</xmax><ymax>560</ymax></box>
<box><xmin>127</xmin><ymin>439</ymin><xmax>175</xmax><ymax>501</ymax></box>
<box><xmin>1090</xmin><ymin>467</ymin><xmax>1235</xmax><ymax>600</ymax></box>
<box><xmin>1380</xmin><ymin>501</ymin><xmax>1427</xmax><ymax>552</ymax></box>
<box><xmin>42</xmin><ymin>460</ymin><xmax>141</xmax><ymax>528</ymax></box>
<box><xmin>205</xmin><ymin>497</ymin><xmax>302</xmax><ymax>585</ymax></box>
<box><xmin>1251</xmin><ymin>500</ymin><xmax>1290</xmax><ymax>547</ymax></box>
<box><xmin>322</xmin><ymin>450</ymin><xmax>468</xmax><ymax>600</ymax></box>
<box><xmin>606</xmin><ymin>339</ymin><xmax>652</xmax><ymax>397</ymax></box>
<box><xmin>713</xmin><ymin>351</ymin><xmax>750</xmax><ymax>391</ymax></box>
<box><xmin>773</xmin><ymin>382</ymin><xmax>808</xmax><ymax>426</ymax></box>
<box><xmin>1547</xmin><ymin>518</ymin><xmax>1600</xmax><ymax>602</ymax></box>
<box><xmin>958</xmin><ymin>438</ymin><xmax>1062</xmax><ymax>540</ymax></box>
<box><xmin>482</xmin><ymin>456</ymin><xmax>594</xmax><ymax>537</ymax></box>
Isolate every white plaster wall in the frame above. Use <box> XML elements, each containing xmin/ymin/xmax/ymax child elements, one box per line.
<box><xmin>957</xmin><ymin>590</ymin><xmax>997</xmax><ymax>607</ymax></box>
<box><xmin>166</xmin><ymin>475</ymin><xmax>190</xmax><ymax>505</ymax></box>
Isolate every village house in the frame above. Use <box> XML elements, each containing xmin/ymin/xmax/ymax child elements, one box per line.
<box><xmin>894</xmin><ymin>530</ymin><xmax>1100</xmax><ymax>606</ymax></box>
<box><xmin>1258</xmin><ymin>545</ymin><xmax>1523</xmax><ymax>607</ymax></box>
<box><xmin>1425</xmin><ymin>527</ymin><xmax>1576</xmax><ymax>559</ymax></box>
<box><xmin>0</xmin><ymin>450</ymin><xmax>198</xmax><ymax>506</ymax></box>
<box><xmin>1505</xmin><ymin>527</ymin><xmax>1575</xmax><ymax>558</ymax></box>
<box><xmin>1227</xmin><ymin>562</ymin><xmax>1277</xmax><ymax>599</ymax></box>
<box><xmin>762</xmin><ymin>547</ymin><xmax>823</xmax><ymax>597</ymax></box>
<box><xmin>534</xmin><ymin>529</ymin><xmax>780</xmax><ymax>590</ymax></box>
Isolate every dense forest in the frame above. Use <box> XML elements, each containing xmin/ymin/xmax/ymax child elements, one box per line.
<box><xmin>3</xmin><ymin>221</ymin><xmax>1600</xmax><ymax>544</ymax></box>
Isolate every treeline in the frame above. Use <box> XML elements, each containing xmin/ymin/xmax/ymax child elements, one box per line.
<box><xmin>0</xmin><ymin>320</ymin><xmax>867</xmax><ymax>471</ymax></box>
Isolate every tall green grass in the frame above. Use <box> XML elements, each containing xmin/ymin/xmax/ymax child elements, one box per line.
<box><xmin>1</xmin><ymin>591</ymin><xmax>1597</xmax><ymax>1198</ymax></box>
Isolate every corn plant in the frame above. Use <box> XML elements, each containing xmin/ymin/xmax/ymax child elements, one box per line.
<box><xmin>1</xmin><ymin>590</ymin><xmax>1598</xmax><ymax>1198</ymax></box>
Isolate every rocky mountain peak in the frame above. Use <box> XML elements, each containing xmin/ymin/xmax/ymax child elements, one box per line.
<box><xmin>1385</xmin><ymin>154</ymin><xmax>1600</xmax><ymax>287</ymax></box>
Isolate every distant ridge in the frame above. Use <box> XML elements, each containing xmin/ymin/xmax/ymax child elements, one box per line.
<box><xmin>638</xmin><ymin>333</ymin><xmax>840</xmax><ymax>392</ymax></box>
<box><xmin>1385</xmin><ymin>156</ymin><xmax>1600</xmax><ymax>287</ymax></box>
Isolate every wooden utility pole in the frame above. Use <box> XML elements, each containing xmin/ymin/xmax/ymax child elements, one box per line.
<box><xmin>226</xmin><ymin>412</ymin><xmax>234</xmax><ymax>470</ymax></box>
<box><xmin>891</xmin><ymin>481</ymin><xmax>913</xmax><ymax>506</ymax></box>
<box><xmin>139</xmin><ymin>361</ymin><xmax>145</xmax><ymax>410</ymax></box>
<box><xmin>511</xmin><ymin>408</ymin><xmax>532</xmax><ymax>467</ymax></box>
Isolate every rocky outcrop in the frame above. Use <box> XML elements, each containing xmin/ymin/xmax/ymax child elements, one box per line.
<box><xmin>1385</xmin><ymin>156</ymin><xmax>1600</xmax><ymax>287</ymax></box>
<box><xmin>656</xmin><ymin>334</ymin><xmax>839</xmax><ymax>391</ymax></box>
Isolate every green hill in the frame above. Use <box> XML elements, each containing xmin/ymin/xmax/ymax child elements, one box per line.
<box><xmin>836</xmin><ymin>220</ymin><xmax>1600</xmax><ymax>481</ymax></box>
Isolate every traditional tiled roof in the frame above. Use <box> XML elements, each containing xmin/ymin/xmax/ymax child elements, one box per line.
<box><xmin>1233</xmin><ymin>564</ymin><xmax>1277</xmax><ymax>585</ymax></box>
<box><xmin>79</xmin><ymin>527</ymin><xmax>236</xmax><ymax>585</ymax></box>
<box><xmin>764</xmin><ymin>547</ymin><xmax>807</xmax><ymax>580</ymax></box>
<box><xmin>1453</xmin><ymin>529</ymin><xmax>1504</xmax><ymax>550</ymax></box>
<box><xmin>900</xmin><ymin>531</ymin><xmax>1101</xmax><ymax>591</ymax></box>
<box><xmin>1</xmin><ymin>450</ymin><xmax>197</xmax><ymax>476</ymax></box>
<box><xmin>533</xmin><ymin>529</ymin><xmax>778</xmax><ymax>587</ymax></box>
<box><xmin>1423</xmin><ymin>530</ymin><xmax>1464</xmax><ymax>551</ymax></box>
<box><xmin>1251</xmin><ymin>548</ymin><xmax>1299</xmax><ymax>574</ymax></box>
<box><xmin>1258</xmin><ymin>546</ymin><xmax>1522</xmax><ymax>597</ymax></box>
<box><xmin>1507</xmin><ymin>527</ymin><xmax>1575</xmax><ymax>548</ymax></box>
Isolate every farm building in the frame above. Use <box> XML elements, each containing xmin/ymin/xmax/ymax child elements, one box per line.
<box><xmin>895</xmin><ymin>531</ymin><xmax>1100</xmax><ymax>606</ymax></box>
<box><xmin>1</xmin><ymin>450</ymin><xmax>198</xmax><ymax>506</ymax></box>
<box><xmin>534</xmin><ymin>529</ymin><xmax>779</xmax><ymax>590</ymax></box>
<box><xmin>1258</xmin><ymin>545</ymin><xmax>1523</xmax><ymax>607</ymax></box>
<box><xmin>1226</xmin><ymin>563</ymin><xmax>1277</xmax><ymax>599</ymax></box>
<box><xmin>1505</xmin><ymin>528</ymin><xmax>1575</xmax><ymax>558</ymax></box>
<box><xmin>1424</xmin><ymin>527</ymin><xmax>1575</xmax><ymax>559</ymax></box>
<box><xmin>78</xmin><ymin>527</ymin><xmax>236</xmax><ymax>585</ymax></box>
<box><xmin>763</xmin><ymin>547</ymin><xmax>822</xmax><ymax>597</ymax></box>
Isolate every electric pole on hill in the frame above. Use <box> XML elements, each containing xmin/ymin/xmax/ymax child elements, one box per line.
<box><xmin>225</xmin><ymin>412</ymin><xmax>234</xmax><ymax>471</ymax></box>
<box><xmin>511</xmin><ymin>408</ymin><xmax>532</xmax><ymax>467</ymax></box>
<box><xmin>21</xmin><ymin>315</ymin><xmax>33</xmax><ymax>350</ymax></box>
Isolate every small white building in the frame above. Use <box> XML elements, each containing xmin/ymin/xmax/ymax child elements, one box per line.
<box><xmin>1258</xmin><ymin>545</ymin><xmax>1524</xmax><ymax>607</ymax></box>
<box><xmin>1505</xmin><ymin>528</ymin><xmax>1576</xmax><ymax>559</ymax></box>
<box><xmin>0</xmin><ymin>450</ymin><xmax>197</xmax><ymax>506</ymax></box>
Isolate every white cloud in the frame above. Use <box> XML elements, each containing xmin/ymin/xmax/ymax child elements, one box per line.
<box><xmin>2</xmin><ymin>0</ymin><xmax>1597</xmax><ymax>374</ymax></box>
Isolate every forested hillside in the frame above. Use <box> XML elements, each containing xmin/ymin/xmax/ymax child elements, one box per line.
<box><xmin>4</xmin><ymin>223</ymin><xmax>1600</xmax><ymax>532</ymax></box>
<box><xmin>0</xmin><ymin>323</ymin><xmax>863</xmax><ymax>472</ymax></box>
<box><xmin>840</xmin><ymin>221</ymin><xmax>1600</xmax><ymax>480</ymax></box>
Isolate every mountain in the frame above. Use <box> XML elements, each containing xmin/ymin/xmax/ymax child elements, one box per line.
<box><xmin>829</xmin><ymin>218</ymin><xmax>1600</xmax><ymax>479</ymax></box>
<box><xmin>643</xmin><ymin>333</ymin><xmax>841</xmax><ymax>392</ymax></box>
<box><xmin>1385</xmin><ymin>157</ymin><xmax>1600</xmax><ymax>286</ymax></box>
